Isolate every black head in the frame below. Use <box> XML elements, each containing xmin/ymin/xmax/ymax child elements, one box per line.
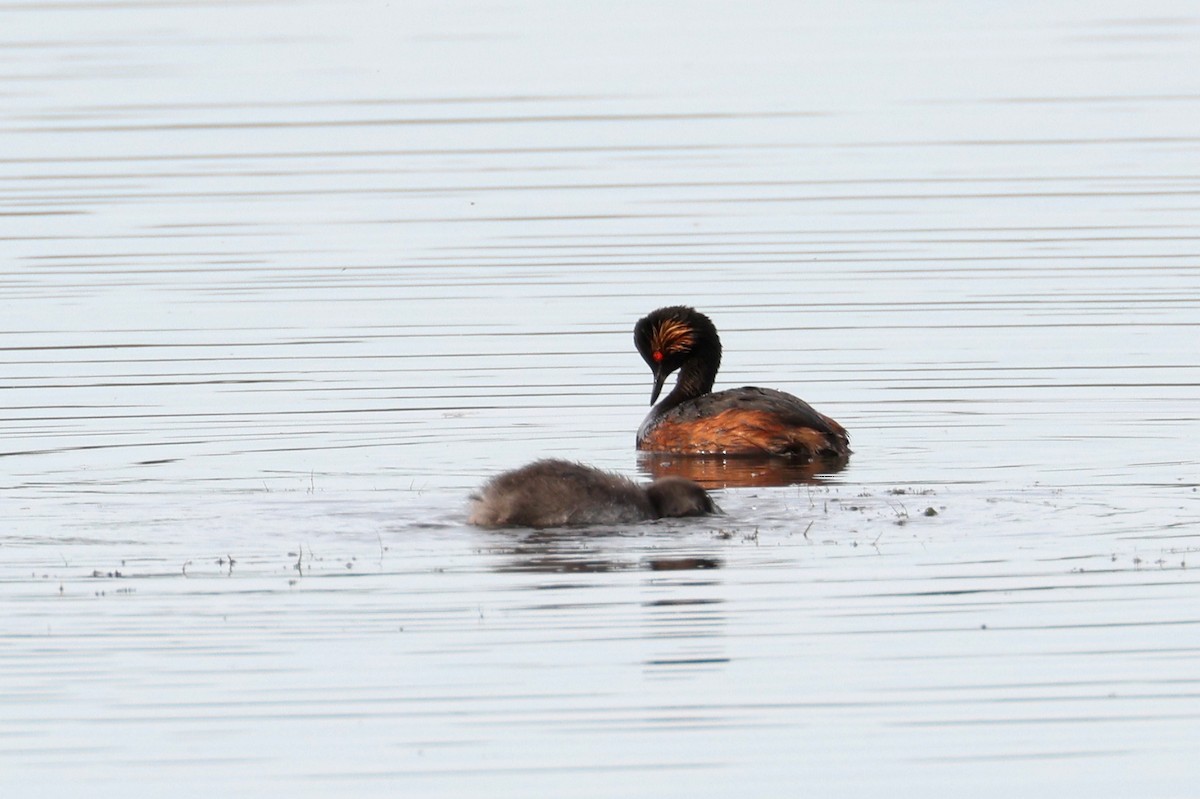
<box><xmin>645</xmin><ymin>476</ymin><xmax>720</xmax><ymax>518</ymax></box>
<box><xmin>633</xmin><ymin>306</ymin><xmax>721</xmax><ymax>404</ymax></box>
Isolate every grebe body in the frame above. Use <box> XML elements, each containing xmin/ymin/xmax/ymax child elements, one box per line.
<box><xmin>634</xmin><ymin>306</ymin><xmax>849</xmax><ymax>459</ymax></box>
<box><xmin>468</xmin><ymin>459</ymin><xmax>718</xmax><ymax>528</ymax></box>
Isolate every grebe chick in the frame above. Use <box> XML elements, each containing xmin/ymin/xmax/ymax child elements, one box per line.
<box><xmin>633</xmin><ymin>306</ymin><xmax>850</xmax><ymax>459</ymax></box>
<box><xmin>468</xmin><ymin>459</ymin><xmax>718</xmax><ymax>528</ymax></box>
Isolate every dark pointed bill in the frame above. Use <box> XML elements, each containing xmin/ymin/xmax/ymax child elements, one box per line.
<box><xmin>649</xmin><ymin>368</ymin><xmax>668</xmax><ymax>405</ymax></box>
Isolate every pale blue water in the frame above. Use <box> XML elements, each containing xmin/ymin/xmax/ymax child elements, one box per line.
<box><xmin>2</xmin><ymin>1</ymin><xmax>1199</xmax><ymax>796</ymax></box>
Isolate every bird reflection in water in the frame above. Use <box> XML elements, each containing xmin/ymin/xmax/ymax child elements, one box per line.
<box><xmin>487</xmin><ymin>526</ymin><xmax>724</xmax><ymax>575</ymax></box>
<box><xmin>637</xmin><ymin>451</ymin><xmax>848</xmax><ymax>489</ymax></box>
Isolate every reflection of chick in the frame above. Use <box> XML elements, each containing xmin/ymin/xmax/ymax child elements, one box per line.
<box><xmin>468</xmin><ymin>459</ymin><xmax>718</xmax><ymax>528</ymax></box>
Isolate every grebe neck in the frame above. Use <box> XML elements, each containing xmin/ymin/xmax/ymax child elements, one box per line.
<box><xmin>656</xmin><ymin>354</ymin><xmax>718</xmax><ymax>413</ymax></box>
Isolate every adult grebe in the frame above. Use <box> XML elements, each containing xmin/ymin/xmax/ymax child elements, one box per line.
<box><xmin>633</xmin><ymin>306</ymin><xmax>850</xmax><ymax>459</ymax></box>
<box><xmin>468</xmin><ymin>459</ymin><xmax>719</xmax><ymax>528</ymax></box>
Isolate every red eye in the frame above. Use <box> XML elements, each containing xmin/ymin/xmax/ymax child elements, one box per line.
<box><xmin>652</xmin><ymin>351</ymin><xmax>664</xmax><ymax>363</ymax></box>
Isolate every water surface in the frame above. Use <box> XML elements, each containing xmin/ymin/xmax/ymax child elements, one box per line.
<box><xmin>2</xmin><ymin>1</ymin><xmax>1199</xmax><ymax>796</ymax></box>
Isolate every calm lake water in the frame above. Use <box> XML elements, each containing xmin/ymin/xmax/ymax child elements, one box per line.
<box><xmin>3</xmin><ymin>1</ymin><xmax>1199</xmax><ymax>796</ymax></box>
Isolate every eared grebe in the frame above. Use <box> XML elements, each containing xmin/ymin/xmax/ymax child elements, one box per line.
<box><xmin>468</xmin><ymin>459</ymin><xmax>718</xmax><ymax>528</ymax></box>
<box><xmin>633</xmin><ymin>306</ymin><xmax>850</xmax><ymax>459</ymax></box>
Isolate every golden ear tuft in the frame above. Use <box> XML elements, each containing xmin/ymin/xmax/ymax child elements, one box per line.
<box><xmin>650</xmin><ymin>319</ymin><xmax>695</xmax><ymax>356</ymax></box>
